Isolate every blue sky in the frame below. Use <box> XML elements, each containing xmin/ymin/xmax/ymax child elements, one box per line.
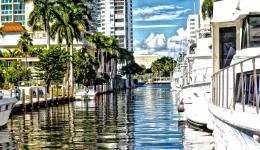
<box><xmin>133</xmin><ymin>0</ymin><xmax>200</xmax><ymax>57</ymax></box>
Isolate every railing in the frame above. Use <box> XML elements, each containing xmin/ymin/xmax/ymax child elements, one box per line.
<box><xmin>212</xmin><ymin>55</ymin><xmax>260</xmax><ymax>114</ymax></box>
<box><xmin>182</xmin><ymin>67</ymin><xmax>212</xmax><ymax>86</ymax></box>
<box><xmin>152</xmin><ymin>77</ymin><xmax>171</xmax><ymax>83</ymax></box>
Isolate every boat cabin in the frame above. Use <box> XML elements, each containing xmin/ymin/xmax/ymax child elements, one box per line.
<box><xmin>212</xmin><ymin>0</ymin><xmax>260</xmax><ymax>112</ymax></box>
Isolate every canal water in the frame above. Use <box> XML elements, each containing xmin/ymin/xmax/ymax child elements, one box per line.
<box><xmin>0</xmin><ymin>84</ymin><xmax>213</xmax><ymax>149</ymax></box>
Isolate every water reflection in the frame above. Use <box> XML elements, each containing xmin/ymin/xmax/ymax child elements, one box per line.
<box><xmin>8</xmin><ymin>91</ymin><xmax>135</xmax><ymax>149</ymax></box>
<box><xmin>0</xmin><ymin>129</ymin><xmax>16</xmax><ymax>150</ymax></box>
<box><xmin>4</xmin><ymin>84</ymin><xmax>212</xmax><ymax>149</ymax></box>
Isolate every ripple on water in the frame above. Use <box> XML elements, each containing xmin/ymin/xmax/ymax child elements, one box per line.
<box><xmin>4</xmin><ymin>84</ymin><xmax>213</xmax><ymax>149</ymax></box>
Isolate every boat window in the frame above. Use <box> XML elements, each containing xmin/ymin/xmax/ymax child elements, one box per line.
<box><xmin>249</xmin><ymin>16</ymin><xmax>260</xmax><ymax>47</ymax></box>
<box><xmin>236</xmin><ymin>72</ymin><xmax>260</xmax><ymax>107</ymax></box>
<box><xmin>241</xmin><ymin>18</ymin><xmax>248</xmax><ymax>49</ymax></box>
<box><xmin>219</xmin><ymin>27</ymin><xmax>236</xmax><ymax>68</ymax></box>
<box><xmin>5</xmin><ymin>104</ymin><xmax>8</xmax><ymax>111</ymax></box>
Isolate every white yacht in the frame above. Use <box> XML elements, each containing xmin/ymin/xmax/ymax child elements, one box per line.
<box><xmin>183</xmin><ymin>34</ymin><xmax>213</xmax><ymax>129</ymax></box>
<box><xmin>210</xmin><ymin>0</ymin><xmax>260</xmax><ymax>149</ymax></box>
<box><xmin>0</xmin><ymin>90</ymin><xmax>17</xmax><ymax>129</ymax></box>
<box><xmin>172</xmin><ymin>31</ymin><xmax>213</xmax><ymax>129</ymax></box>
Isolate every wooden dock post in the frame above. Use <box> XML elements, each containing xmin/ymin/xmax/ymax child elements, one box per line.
<box><xmin>56</xmin><ymin>86</ymin><xmax>59</xmax><ymax>104</ymax></box>
<box><xmin>36</xmin><ymin>88</ymin><xmax>40</xmax><ymax>108</ymax></box>
<box><xmin>22</xmin><ymin>89</ymin><xmax>26</xmax><ymax>112</ymax></box>
<box><xmin>29</xmin><ymin>88</ymin><xmax>33</xmax><ymax>110</ymax></box>
<box><xmin>44</xmin><ymin>86</ymin><xmax>48</xmax><ymax>107</ymax></box>
<box><xmin>67</xmin><ymin>85</ymin><xmax>70</xmax><ymax>101</ymax></box>
<box><xmin>51</xmin><ymin>87</ymin><xmax>54</xmax><ymax>105</ymax></box>
<box><xmin>62</xmin><ymin>86</ymin><xmax>65</xmax><ymax>102</ymax></box>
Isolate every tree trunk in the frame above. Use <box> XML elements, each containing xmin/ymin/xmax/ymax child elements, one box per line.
<box><xmin>63</xmin><ymin>44</ymin><xmax>69</xmax><ymax>89</ymax></box>
<box><xmin>69</xmin><ymin>44</ymin><xmax>74</xmax><ymax>95</ymax></box>
<box><xmin>46</xmin><ymin>79</ymin><xmax>51</xmax><ymax>93</ymax></box>
<box><xmin>46</xmin><ymin>22</ymin><xmax>51</xmax><ymax>49</ymax></box>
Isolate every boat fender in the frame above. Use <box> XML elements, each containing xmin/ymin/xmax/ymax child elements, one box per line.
<box><xmin>178</xmin><ymin>100</ymin><xmax>185</xmax><ymax>112</ymax></box>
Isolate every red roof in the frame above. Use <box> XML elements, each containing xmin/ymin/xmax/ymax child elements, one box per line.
<box><xmin>0</xmin><ymin>22</ymin><xmax>26</xmax><ymax>33</ymax></box>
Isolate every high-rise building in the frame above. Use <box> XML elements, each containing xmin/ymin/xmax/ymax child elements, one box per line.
<box><xmin>187</xmin><ymin>14</ymin><xmax>199</xmax><ymax>43</ymax></box>
<box><xmin>97</xmin><ymin>0</ymin><xmax>133</xmax><ymax>52</ymax></box>
<box><xmin>0</xmin><ymin>0</ymin><xmax>25</xmax><ymax>26</ymax></box>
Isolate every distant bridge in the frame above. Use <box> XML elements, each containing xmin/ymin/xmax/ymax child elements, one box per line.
<box><xmin>148</xmin><ymin>77</ymin><xmax>171</xmax><ymax>84</ymax></box>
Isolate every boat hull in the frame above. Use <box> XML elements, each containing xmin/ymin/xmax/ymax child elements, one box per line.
<box><xmin>181</xmin><ymin>82</ymin><xmax>212</xmax><ymax>129</ymax></box>
<box><xmin>210</xmin><ymin>105</ymin><xmax>260</xmax><ymax>150</ymax></box>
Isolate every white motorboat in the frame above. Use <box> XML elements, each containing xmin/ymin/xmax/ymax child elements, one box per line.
<box><xmin>0</xmin><ymin>90</ymin><xmax>17</xmax><ymax>129</ymax></box>
<box><xmin>172</xmin><ymin>31</ymin><xmax>213</xmax><ymax>129</ymax></box>
<box><xmin>210</xmin><ymin>0</ymin><xmax>260</xmax><ymax>149</ymax></box>
<box><xmin>74</xmin><ymin>89</ymin><xmax>88</xmax><ymax>99</ymax></box>
<box><xmin>87</xmin><ymin>89</ymin><xmax>97</xmax><ymax>100</ymax></box>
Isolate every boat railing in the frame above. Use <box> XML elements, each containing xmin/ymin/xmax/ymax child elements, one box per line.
<box><xmin>212</xmin><ymin>54</ymin><xmax>260</xmax><ymax>114</ymax></box>
<box><xmin>183</xmin><ymin>67</ymin><xmax>212</xmax><ymax>86</ymax></box>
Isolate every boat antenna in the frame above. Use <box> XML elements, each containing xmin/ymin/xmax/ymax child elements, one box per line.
<box><xmin>236</xmin><ymin>0</ymin><xmax>240</xmax><ymax>11</ymax></box>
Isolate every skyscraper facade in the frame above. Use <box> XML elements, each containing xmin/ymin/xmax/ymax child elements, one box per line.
<box><xmin>187</xmin><ymin>14</ymin><xmax>199</xmax><ymax>43</ymax></box>
<box><xmin>97</xmin><ymin>0</ymin><xmax>133</xmax><ymax>52</ymax></box>
<box><xmin>0</xmin><ymin>0</ymin><xmax>25</xmax><ymax>26</ymax></box>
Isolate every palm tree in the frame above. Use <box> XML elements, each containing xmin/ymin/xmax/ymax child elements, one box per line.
<box><xmin>51</xmin><ymin>1</ymin><xmax>93</xmax><ymax>93</ymax></box>
<box><xmin>28</xmin><ymin>0</ymin><xmax>61</xmax><ymax>49</ymax></box>
<box><xmin>85</xmin><ymin>32</ymin><xmax>109</xmax><ymax>74</ymax></box>
<box><xmin>0</xmin><ymin>29</ymin><xmax>4</xmax><ymax>38</ymax></box>
<box><xmin>17</xmin><ymin>32</ymin><xmax>33</xmax><ymax>80</ymax></box>
<box><xmin>202</xmin><ymin>0</ymin><xmax>213</xmax><ymax>20</ymax></box>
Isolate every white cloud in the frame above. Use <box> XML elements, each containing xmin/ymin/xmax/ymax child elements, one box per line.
<box><xmin>176</xmin><ymin>9</ymin><xmax>192</xmax><ymax>15</ymax></box>
<box><xmin>133</xmin><ymin>5</ymin><xmax>176</xmax><ymax>16</ymax></box>
<box><xmin>144</xmin><ymin>33</ymin><xmax>166</xmax><ymax>49</ymax></box>
<box><xmin>134</xmin><ymin>5</ymin><xmax>189</xmax><ymax>21</ymax></box>
<box><xmin>167</xmin><ymin>28</ymin><xmax>187</xmax><ymax>49</ymax></box>
<box><xmin>134</xmin><ymin>28</ymin><xmax>189</xmax><ymax>58</ymax></box>
<box><xmin>133</xmin><ymin>24</ymin><xmax>178</xmax><ymax>29</ymax></box>
<box><xmin>135</xmin><ymin>14</ymin><xmax>181</xmax><ymax>21</ymax></box>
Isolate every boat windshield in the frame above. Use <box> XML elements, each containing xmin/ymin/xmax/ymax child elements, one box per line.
<box><xmin>242</xmin><ymin>15</ymin><xmax>260</xmax><ymax>48</ymax></box>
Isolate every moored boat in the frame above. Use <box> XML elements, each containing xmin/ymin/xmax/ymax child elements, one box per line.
<box><xmin>210</xmin><ymin>0</ymin><xmax>260</xmax><ymax>149</ymax></box>
<box><xmin>87</xmin><ymin>89</ymin><xmax>97</xmax><ymax>100</ymax></box>
<box><xmin>172</xmin><ymin>30</ymin><xmax>213</xmax><ymax>129</ymax></box>
<box><xmin>0</xmin><ymin>90</ymin><xmax>17</xmax><ymax>129</ymax></box>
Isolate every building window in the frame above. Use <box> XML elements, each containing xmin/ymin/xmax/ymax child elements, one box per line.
<box><xmin>1</xmin><ymin>4</ymin><xmax>12</xmax><ymax>14</ymax></box>
<box><xmin>14</xmin><ymin>15</ymin><xmax>25</xmax><ymax>25</ymax></box>
<box><xmin>1</xmin><ymin>0</ymin><xmax>12</xmax><ymax>3</ymax></box>
<box><xmin>14</xmin><ymin>4</ymin><xmax>25</xmax><ymax>14</ymax></box>
<box><xmin>1</xmin><ymin>15</ymin><xmax>12</xmax><ymax>22</ymax></box>
<box><xmin>14</xmin><ymin>0</ymin><xmax>22</xmax><ymax>3</ymax></box>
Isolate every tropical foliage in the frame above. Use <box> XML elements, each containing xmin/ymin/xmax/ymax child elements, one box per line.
<box><xmin>28</xmin><ymin>0</ymin><xmax>61</xmax><ymax>49</ymax></box>
<box><xmin>74</xmin><ymin>48</ymin><xmax>98</xmax><ymax>87</ymax></box>
<box><xmin>151</xmin><ymin>57</ymin><xmax>176</xmax><ymax>77</ymax></box>
<box><xmin>2</xmin><ymin>49</ymin><xmax>23</xmax><ymax>57</ymax></box>
<box><xmin>202</xmin><ymin>0</ymin><xmax>213</xmax><ymax>20</ymax></box>
<box><xmin>4</xmin><ymin>62</ymin><xmax>31</xmax><ymax>85</ymax></box>
<box><xmin>35</xmin><ymin>46</ymin><xmax>70</xmax><ymax>92</ymax></box>
<box><xmin>121</xmin><ymin>61</ymin><xmax>145</xmax><ymax>75</ymax></box>
<box><xmin>17</xmin><ymin>32</ymin><xmax>33</xmax><ymax>54</ymax></box>
<box><xmin>0</xmin><ymin>0</ymin><xmax>135</xmax><ymax>90</ymax></box>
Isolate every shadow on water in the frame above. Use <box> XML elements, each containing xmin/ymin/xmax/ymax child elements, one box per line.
<box><xmin>4</xmin><ymin>84</ymin><xmax>213</xmax><ymax>150</ymax></box>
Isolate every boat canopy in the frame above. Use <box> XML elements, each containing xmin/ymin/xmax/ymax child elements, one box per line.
<box><xmin>212</xmin><ymin>0</ymin><xmax>260</xmax><ymax>23</ymax></box>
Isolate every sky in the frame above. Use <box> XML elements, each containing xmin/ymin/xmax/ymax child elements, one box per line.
<box><xmin>133</xmin><ymin>0</ymin><xmax>200</xmax><ymax>58</ymax></box>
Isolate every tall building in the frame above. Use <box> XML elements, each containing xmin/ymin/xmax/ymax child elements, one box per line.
<box><xmin>97</xmin><ymin>0</ymin><xmax>133</xmax><ymax>52</ymax></box>
<box><xmin>187</xmin><ymin>14</ymin><xmax>199</xmax><ymax>43</ymax></box>
<box><xmin>0</xmin><ymin>0</ymin><xmax>25</xmax><ymax>26</ymax></box>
